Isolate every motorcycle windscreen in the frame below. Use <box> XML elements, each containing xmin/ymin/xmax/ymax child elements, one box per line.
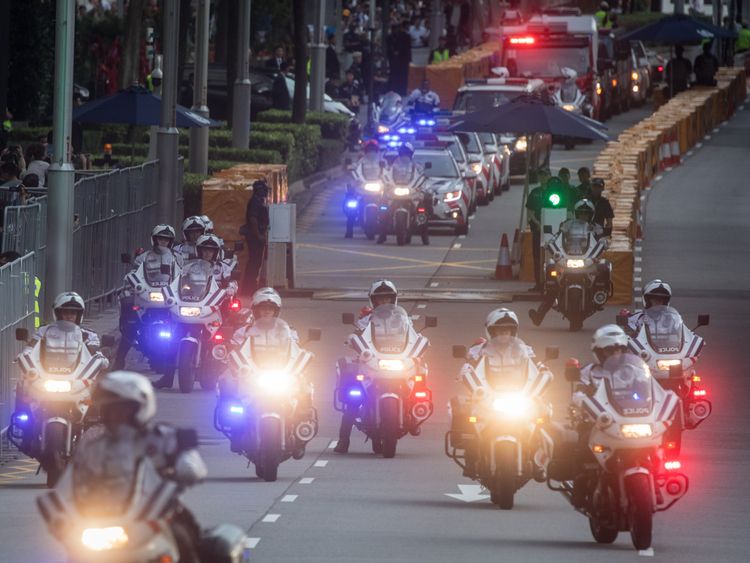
<box><xmin>603</xmin><ymin>353</ymin><xmax>654</xmax><ymax>416</ymax></box>
<box><xmin>41</xmin><ymin>322</ymin><xmax>83</xmax><ymax>374</ymax></box>
<box><xmin>370</xmin><ymin>304</ymin><xmax>411</xmax><ymax>354</ymax></box>
<box><xmin>361</xmin><ymin>157</ymin><xmax>381</xmax><ymax>181</ymax></box>
<box><xmin>178</xmin><ymin>260</ymin><xmax>213</xmax><ymax>302</ymax></box>
<box><xmin>561</xmin><ymin>220</ymin><xmax>591</xmax><ymax>255</ymax></box>
<box><xmin>380</xmin><ymin>92</ymin><xmax>403</xmax><ymax>124</ymax></box>
<box><xmin>391</xmin><ymin>159</ymin><xmax>415</xmax><ymax>184</ymax></box>
<box><xmin>642</xmin><ymin>306</ymin><xmax>684</xmax><ymax>354</ymax></box>
<box><xmin>561</xmin><ymin>81</ymin><xmax>579</xmax><ymax>103</ymax></box>
<box><xmin>483</xmin><ymin>337</ymin><xmax>531</xmax><ymax>390</ymax></box>
<box><xmin>144</xmin><ymin>250</ymin><xmax>176</xmax><ymax>287</ymax></box>
<box><xmin>248</xmin><ymin>317</ymin><xmax>293</xmax><ymax>369</ymax></box>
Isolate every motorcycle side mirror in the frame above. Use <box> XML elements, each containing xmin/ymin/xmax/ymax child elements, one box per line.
<box><xmin>342</xmin><ymin>313</ymin><xmax>355</xmax><ymax>325</ymax></box>
<box><xmin>121</xmin><ymin>253</ymin><xmax>132</xmax><ymax>264</ymax></box>
<box><xmin>101</xmin><ymin>334</ymin><xmax>116</xmax><ymax>348</ymax></box>
<box><xmin>15</xmin><ymin>328</ymin><xmax>29</xmax><ymax>342</ymax></box>
<box><xmin>545</xmin><ymin>346</ymin><xmax>559</xmax><ymax>362</ymax></box>
<box><xmin>696</xmin><ymin>314</ymin><xmax>710</xmax><ymax>328</ymax></box>
<box><xmin>669</xmin><ymin>364</ymin><xmax>683</xmax><ymax>379</ymax></box>
<box><xmin>176</xmin><ymin>428</ymin><xmax>199</xmax><ymax>451</ymax></box>
<box><xmin>616</xmin><ymin>314</ymin><xmax>628</xmax><ymax>328</ymax></box>
<box><xmin>307</xmin><ymin>328</ymin><xmax>322</xmax><ymax>342</ymax></box>
<box><xmin>424</xmin><ymin>162</ymin><xmax>432</xmax><ymax>169</ymax></box>
<box><xmin>160</xmin><ymin>264</ymin><xmax>172</xmax><ymax>275</ymax></box>
<box><xmin>565</xmin><ymin>359</ymin><xmax>581</xmax><ymax>382</ymax></box>
<box><xmin>424</xmin><ymin>316</ymin><xmax>438</xmax><ymax>329</ymax></box>
<box><xmin>543</xmin><ymin>225</ymin><xmax>553</xmax><ymax>234</ymax></box>
<box><xmin>234</xmin><ymin>240</ymin><xmax>244</xmax><ymax>252</ymax></box>
<box><xmin>452</xmin><ymin>345</ymin><xmax>467</xmax><ymax>359</ymax></box>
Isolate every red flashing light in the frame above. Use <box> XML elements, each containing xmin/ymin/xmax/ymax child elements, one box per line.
<box><xmin>510</xmin><ymin>36</ymin><xmax>535</xmax><ymax>45</ymax></box>
<box><xmin>693</xmin><ymin>388</ymin><xmax>707</xmax><ymax>398</ymax></box>
<box><xmin>417</xmin><ymin>207</ymin><xmax>426</xmax><ymax>213</ymax></box>
<box><xmin>692</xmin><ymin>375</ymin><xmax>701</xmax><ymax>383</ymax></box>
<box><xmin>664</xmin><ymin>460</ymin><xmax>682</xmax><ymax>471</ymax></box>
<box><xmin>213</xmin><ymin>333</ymin><xmax>224</xmax><ymax>342</ymax></box>
<box><xmin>657</xmin><ymin>65</ymin><xmax>664</xmax><ymax>72</ymax></box>
<box><xmin>414</xmin><ymin>391</ymin><xmax>428</xmax><ymax>399</ymax></box>
<box><xmin>566</xmin><ymin>358</ymin><xmax>580</xmax><ymax>368</ymax></box>
<box><xmin>230</xmin><ymin>299</ymin><xmax>241</xmax><ymax>311</ymax></box>
<box><xmin>131</xmin><ymin>305</ymin><xmax>140</xmax><ymax>311</ymax></box>
<box><xmin>666</xmin><ymin>441</ymin><xmax>677</xmax><ymax>450</ymax></box>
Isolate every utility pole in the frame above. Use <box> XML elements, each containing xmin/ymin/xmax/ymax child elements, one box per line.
<box><xmin>45</xmin><ymin>0</ymin><xmax>76</xmax><ymax>317</ymax></box>
<box><xmin>429</xmin><ymin>0</ymin><xmax>442</xmax><ymax>51</ymax></box>
<box><xmin>367</xmin><ymin>0</ymin><xmax>376</xmax><ymax>127</ymax></box>
<box><xmin>190</xmin><ymin>0</ymin><xmax>210</xmax><ymax>174</ymax></box>
<box><xmin>232</xmin><ymin>0</ymin><xmax>251</xmax><ymax>149</ymax></box>
<box><xmin>156</xmin><ymin>0</ymin><xmax>180</xmax><ymax>228</ymax></box>
<box><xmin>310</xmin><ymin>0</ymin><xmax>327</xmax><ymax>112</ymax></box>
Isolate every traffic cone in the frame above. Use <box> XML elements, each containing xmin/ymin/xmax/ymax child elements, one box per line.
<box><xmin>494</xmin><ymin>233</ymin><xmax>513</xmax><ymax>280</ymax></box>
<box><xmin>660</xmin><ymin>135</ymin><xmax>671</xmax><ymax>170</ymax></box>
<box><xmin>669</xmin><ymin>131</ymin><xmax>681</xmax><ymax>167</ymax></box>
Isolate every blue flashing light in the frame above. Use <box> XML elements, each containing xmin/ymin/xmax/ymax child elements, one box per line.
<box><xmin>15</xmin><ymin>413</ymin><xmax>29</xmax><ymax>423</ymax></box>
<box><xmin>159</xmin><ymin>330</ymin><xmax>172</xmax><ymax>339</ymax></box>
<box><xmin>346</xmin><ymin>200</ymin><xmax>358</xmax><ymax>209</ymax></box>
<box><xmin>417</xmin><ymin>119</ymin><xmax>436</xmax><ymax>127</ymax></box>
<box><xmin>382</xmin><ymin>134</ymin><xmax>392</xmax><ymax>141</ymax></box>
<box><xmin>387</xmin><ymin>141</ymin><xmax>403</xmax><ymax>148</ymax></box>
<box><xmin>406</xmin><ymin>127</ymin><xmax>416</xmax><ymax>134</ymax></box>
<box><xmin>348</xmin><ymin>388</ymin><xmax>362</xmax><ymax>398</ymax></box>
<box><xmin>632</xmin><ymin>392</ymin><xmax>640</xmax><ymax>400</ymax></box>
<box><xmin>418</xmin><ymin>119</ymin><xmax>427</xmax><ymax>126</ymax></box>
<box><xmin>427</xmin><ymin>120</ymin><xmax>436</xmax><ymax>126</ymax></box>
<box><xmin>398</xmin><ymin>127</ymin><xmax>407</xmax><ymax>134</ymax></box>
<box><xmin>380</xmin><ymin>205</ymin><xmax>389</xmax><ymax>210</ymax></box>
<box><xmin>229</xmin><ymin>405</ymin><xmax>244</xmax><ymax>415</ymax></box>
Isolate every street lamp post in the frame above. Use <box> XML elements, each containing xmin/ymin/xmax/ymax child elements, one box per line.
<box><xmin>310</xmin><ymin>0</ymin><xmax>327</xmax><ymax>112</ymax></box>
<box><xmin>190</xmin><ymin>0</ymin><xmax>210</xmax><ymax>175</ymax></box>
<box><xmin>45</xmin><ymin>0</ymin><xmax>76</xmax><ymax>317</ymax></box>
<box><xmin>156</xmin><ymin>0</ymin><xmax>181</xmax><ymax>228</ymax></box>
<box><xmin>232</xmin><ymin>0</ymin><xmax>251</xmax><ymax>149</ymax></box>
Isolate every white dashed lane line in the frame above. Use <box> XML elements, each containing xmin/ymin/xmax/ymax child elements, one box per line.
<box><xmin>245</xmin><ymin>538</ymin><xmax>261</xmax><ymax>549</ymax></box>
<box><xmin>417</xmin><ymin>304</ymin><xmax>427</xmax><ymax>309</ymax></box>
<box><xmin>328</xmin><ymin>440</ymin><xmax>338</xmax><ymax>449</ymax></box>
<box><xmin>281</xmin><ymin>495</ymin><xmax>298</xmax><ymax>503</ymax></box>
<box><xmin>262</xmin><ymin>514</ymin><xmax>281</xmax><ymax>523</ymax></box>
<box><xmin>299</xmin><ymin>477</ymin><xmax>315</xmax><ymax>484</ymax></box>
<box><xmin>430</xmin><ymin>282</ymin><xmax>439</xmax><ymax>287</ymax></box>
<box><xmin>314</xmin><ymin>460</ymin><xmax>329</xmax><ymax>467</ymax></box>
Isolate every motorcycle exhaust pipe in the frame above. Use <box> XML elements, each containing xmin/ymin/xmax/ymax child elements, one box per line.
<box><xmin>294</xmin><ymin>421</ymin><xmax>317</xmax><ymax>443</ymax></box>
<box><xmin>410</xmin><ymin>401</ymin><xmax>433</xmax><ymax>421</ymax></box>
<box><xmin>686</xmin><ymin>399</ymin><xmax>712</xmax><ymax>429</ymax></box>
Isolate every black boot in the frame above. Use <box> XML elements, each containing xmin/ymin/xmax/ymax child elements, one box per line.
<box><xmin>528</xmin><ymin>308</ymin><xmax>543</xmax><ymax>327</ymax></box>
<box><xmin>152</xmin><ymin>373</ymin><xmax>175</xmax><ymax>389</ymax></box>
<box><xmin>112</xmin><ymin>339</ymin><xmax>131</xmax><ymax>371</ymax></box>
<box><xmin>333</xmin><ymin>438</ymin><xmax>350</xmax><ymax>453</ymax></box>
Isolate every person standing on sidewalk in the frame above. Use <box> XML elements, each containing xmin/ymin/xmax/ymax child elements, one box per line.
<box><xmin>242</xmin><ymin>180</ymin><xmax>270</xmax><ymax>296</ymax></box>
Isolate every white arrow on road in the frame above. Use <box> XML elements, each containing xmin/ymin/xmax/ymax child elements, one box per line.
<box><xmin>444</xmin><ymin>484</ymin><xmax>490</xmax><ymax>503</ymax></box>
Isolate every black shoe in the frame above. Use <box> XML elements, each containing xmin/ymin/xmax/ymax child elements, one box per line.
<box><xmin>152</xmin><ymin>374</ymin><xmax>174</xmax><ymax>389</ymax></box>
<box><xmin>528</xmin><ymin>309</ymin><xmax>543</xmax><ymax>327</ymax></box>
<box><xmin>333</xmin><ymin>439</ymin><xmax>350</xmax><ymax>454</ymax></box>
<box><xmin>292</xmin><ymin>445</ymin><xmax>306</xmax><ymax>460</ymax></box>
<box><xmin>409</xmin><ymin>426</ymin><xmax>421</xmax><ymax>437</ymax></box>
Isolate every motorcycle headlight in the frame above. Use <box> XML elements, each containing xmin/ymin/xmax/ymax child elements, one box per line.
<box><xmin>566</xmin><ymin>259</ymin><xmax>586</xmax><ymax>269</ymax></box>
<box><xmin>443</xmin><ymin>190</ymin><xmax>462</xmax><ymax>203</ymax></box>
<box><xmin>596</xmin><ymin>81</ymin><xmax>603</xmax><ymax>96</ymax></box>
<box><xmin>514</xmin><ymin>137</ymin><xmax>528</xmax><ymax>152</ymax></box>
<box><xmin>491</xmin><ymin>392</ymin><xmax>532</xmax><ymax>418</ymax></box>
<box><xmin>656</xmin><ymin>359</ymin><xmax>682</xmax><ymax>370</ymax></box>
<box><xmin>620</xmin><ymin>423</ymin><xmax>653</xmax><ymax>438</ymax></box>
<box><xmin>378</xmin><ymin>359</ymin><xmax>405</xmax><ymax>371</ymax></box>
<box><xmin>562</xmin><ymin>104</ymin><xmax>576</xmax><ymax>112</ymax></box>
<box><xmin>43</xmin><ymin>380</ymin><xmax>72</xmax><ymax>393</ymax></box>
<box><xmin>363</xmin><ymin>182</ymin><xmax>382</xmax><ymax>193</ymax></box>
<box><xmin>393</xmin><ymin>187</ymin><xmax>411</xmax><ymax>196</ymax></box>
<box><xmin>149</xmin><ymin>292</ymin><xmax>164</xmax><ymax>303</ymax></box>
<box><xmin>179</xmin><ymin>306</ymin><xmax>202</xmax><ymax>317</ymax></box>
<box><xmin>631</xmin><ymin>71</ymin><xmax>639</xmax><ymax>81</ymax></box>
<box><xmin>470</xmin><ymin>162</ymin><xmax>482</xmax><ymax>174</ymax></box>
<box><xmin>256</xmin><ymin>371</ymin><xmax>295</xmax><ymax>395</ymax></box>
<box><xmin>377</xmin><ymin>124</ymin><xmax>389</xmax><ymax>134</ymax></box>
<box><xmin>81</xmin><ymin>526</ymin><xmax>129</xmax><ymax>551</ymax></box>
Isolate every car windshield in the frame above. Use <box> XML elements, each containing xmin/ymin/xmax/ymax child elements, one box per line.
<box><xmin>483</xmin><ymin>337</ymin><xmax>531</xmax><ymax>390</ymax></box>
<box><xmin>144</xmin><ymin>251</ymin><xmax>177</xmax><ymax>287</ymax></box>
<box><xmin>643</xmin><ymin>306</ymin><xmax>684</xmax><ymax>353</ymax></box>
<box><xmin>604</xmin><ymin>354</ymin><xmax>654</xmax><ymax>416</ymax></box>
<box><xmin>370</xmin><ymin>304</ymin><xmax>411</xmax><ymax>354</ymax></box>
<box><xmin>453</xmin><ymin>90</ymin><xmax>523</xmax><ymax>112</ymax></box>
<box><xmin>478</xmin><ymin>132</ymin><xmax>497</xmax><ymax>147</ymax></box>
<box><xmin>380</xmin><ymin>93</ymin><xmax>404</xmax><ymax>124</ymax></box>
<box><xmin>444</xmin><ymin>141</ymin><xmax>466</xmax><ymax>164</ymax></box>
<box><xmin>413</xmin><ymin>153</ymin><xmax>459</xmax><ymax>178</ymax></box>
<box><xmin>455</xmin><ymin>132</ymin><xmax>482</xmax><ymax>154</ymax></box>
<box><xmin>248</xmin><ymin>317</ymin><xmax>293</xmax><ymax>369</ymax></box>
<box><xmin>562</xmin><ymin>220</ymin><xmax>591</xmax><ymax>255</ymax></box>
<box><xmin>507</xmin><ymin>46</ymin><xmax>589</xmax><ymax>77</ymax></box>
<box><xmin>41</xmin><ymin>322</ymin><xmax>83</xmax><ymax>373</ymax></box>
<box><xmin>179</xmin><ymin>260</ymin><xmax>212</xmax><ymax>302</ymax></box>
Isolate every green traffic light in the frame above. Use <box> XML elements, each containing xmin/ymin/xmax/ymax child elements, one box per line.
<box><xmin>548</xmin><ymin>193</ymin><xmax>561</xmax><ymax>206</ymax></box>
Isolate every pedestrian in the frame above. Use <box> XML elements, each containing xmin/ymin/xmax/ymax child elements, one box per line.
<box><xmin>339</xmin><ymin>69</ymin><xmax>363</xmax><ymax>111</ymax></box>
<box><xmin>266</xmin><ymin>46</ymin><xmax>287</xmax><ymax>71</ymax></box>
<box><xmin>665</xmin><ymin>45</ymin><xmax>692</xmax><ymax>96</ymax></box>
<box><xmin>524</xmin><ymin>169</ymin><xmax>551</xmax><ymax>291</ymax></box>
<box><xmin>348</xmin><ymin>51</ymin><xmax>364</xmax><ymax>84</ymax></box>
<box><xmin>0</xmin><ymin>160</ymin><xmax>22</xmax><ymax>188</ymax></box>
<box><xmin>594</xmin><ymin>2</ymin><xmax>613</xmax><ymax>30</ymax></box>
<box><xmin>576</xmin><ymin>167</ymin><xmax>592</xmax><ymax>199</ymax></box>
<box><xmin>326</xmin><ymin>34</ymin><xmax>341</xmax><ymax>81</ymax></box>
<box><xmin>408</xmin><ymin>16</ymin><xmax>428</xmax><ymax>48</ymax></box>
<box><xmin>21</xmin><ymin>173</ymin><xmax>39</xmax><ymax>188</ymax></box>
<box><xmin>429</xmin><ymin>36</ymin><xmax>451</xmax><ymax>64</ymax></box>
<box><xmin>242</xmin><ymin>180</ymin><xmax>270</xmax><ymax>296</ymax></box>
<box><xmin>589</xmin><ymin>178</ymin><xmax>614</xmax><ymax>236</ymax></box>
<box><xmin>693</xmin><ymin>42</ymin><xmax>719</xmax><ymax>86</ymax></box>
<box><xmin>387</xmin><ymin>21</ymin><xmax>412</xmax><ymax>95</ymax></box>
<box><xmin>23</xmin><ymin>143</ymin><xmax>49</xmax><ymax>187</ymax></box>
<box><xmin>271</xmin><ymin>62</ymin><xmax>291</xmax><ymax>110</ymax></box>
<box><xmin>445</xmin><ymin>24</ymin><xmax>458</xmax><ymax>55</ymax></box>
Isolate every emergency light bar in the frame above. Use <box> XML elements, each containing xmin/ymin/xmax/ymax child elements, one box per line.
<box><xmin>509</xmin><ymin>36</ymin><xmax>535</xmax><ymax>45</ymax></box>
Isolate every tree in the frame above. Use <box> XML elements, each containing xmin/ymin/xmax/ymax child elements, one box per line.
<box><xmin>120</xmin><ymin>0</ymin><xmax>147</xmax><ymax>88</ymax></box>
<box><xmin>291</xmin><ymin>0</ymin><xmax>307</xmax><ymax>124</ymax></box>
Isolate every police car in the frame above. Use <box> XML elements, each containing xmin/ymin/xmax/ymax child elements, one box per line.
<box><xmin>413</xmin><ymin>147</ymin><xmax>471</xmax><ymax>236</ymax></box>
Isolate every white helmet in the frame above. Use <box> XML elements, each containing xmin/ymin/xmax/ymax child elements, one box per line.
<box><xmin>591</xmin><ymin>324</ymin><xmax>629</xmax><ymax>363</ymax></box>
<box><xmin>252</xmin><ymin>287</ymin><xmax>282</xmax><ymax>315</ymax></box>
<box><xmin>200</xmin><ymin>215</ymin><xmax>214</xmax><ymax>233</ymax></box>
<box><xmin>561</xmin><ymin>67</ymin><xmax>578</xmax><ymax>80</ymax></box>
<box><xmin>53</xmin><ymin>291</ymin><xmax>85</xmax><ymax>324</ymax></box>
<box><xmin>151</xmin><ymin>224</ymin><xmax>176</xmax><ymax>248</ymax></box>
<box><xmin>368</xmin><ymin>279</ymin><xmax>398</xmax><ymax>307</ymax></box>
<box><xmin>574</xmin><ymin>199</ymin><xmax>595</xmax><ymax>222</ymax></box>
<box><xmin>642</xmin><ymin>279</ymin><xmax>672</xmax><ymax>308</ymax></box>
<box><xmin>196</xmin><ymin>233</ymin><xmax>222</xmax><ymax>262</ymax></box>
<box><xmin>182</xmin><ymin>216</ymin><xmax>207</xmax><ymax>242</ymax></box>
<box><xmin>93</xmin><ymin>371</ymin><xmax>156</xmax><ymax>427</ymax></box>
<box><xmin>485</xmin><ymin>307</ymin><xmax>519</xmax><ymax>339</ymax></box>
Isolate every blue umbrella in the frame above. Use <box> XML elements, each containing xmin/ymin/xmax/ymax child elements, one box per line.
<box><xmin>620</xmin><ymin>14</ymin><xmax>737</xmax><ymax>43</ymax></box>
<box><xmin>73</xmin><ymin>85</ymin><xmax>216</xmax><ymax>127</ymax></box>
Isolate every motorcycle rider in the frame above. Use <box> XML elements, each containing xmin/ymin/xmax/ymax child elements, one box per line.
<box><xmin>194</xmin><ymin>233</ymin><xmax>238</xmax><ymax>295</ymax></box>
<box><xmin>72</xmin><ymin>371</ymin><xmax>207</xmax><ymax>561</ymax></box>
<box><xmin>623</xmin><ymin>279</ymin><xmax>673</xmax><ymax>336</ymax></box>
<box><xmin>334</xmin><ymin>279</ymin><xmax>401</xmax><ymax>453</ymax></box>
<box><xmin>174</xmin><ymin>216</ymin><xmax>207</xmax><ymax>261</ymax></box>
<box><xmin>114</xmin><ymin>224</ymin><xmax>183</xmax><ymax>371</ymax></box>
<box><xmin>407</xmin><ymin>79</ymin><xmax>441</xmax><ymax>111</ymax></box>
<box><xmin>345</xmin><ymin>140</ymin><xmax>384</xmax><ymax>238</ymax></box>
<box><xmin>528</xmin><ymin>199</ymin><xmax>604</xmax><ymax>326</ymax></box>
<box><xmin>464</xmin><ymin>308</ymin><xmax>535</xmax><ymax>366</ymax></box>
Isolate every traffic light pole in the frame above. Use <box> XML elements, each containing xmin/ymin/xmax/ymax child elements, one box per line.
<box><xmin>45</xmin><ymin>0</ymin><xmax>76</xmax><ymax>318</ymax></box>
<box><xmin>189</xmin><ymin>0</ymin><xmax>210</xmax><ymax>174</ymax></box>
<box><xmin>231</xmin><ymin>0</ymin><xmax>251</xmax><ymax>149</ymax></box>
<box><xmin>310</xmin><ymin>0</ymin><xmax>327</xmax><ymax>113</ymax></box>
<box><xmin>156</xmin><ymin>0</ymin><xmax>180</xmax><ymax>227</ymax></box>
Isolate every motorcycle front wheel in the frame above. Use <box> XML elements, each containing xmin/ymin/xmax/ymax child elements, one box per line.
<box><xmin>627</xmin><ymin>473</ymin><xmax>653</xmax><ymax>550</ymax></box>
<box><xmin>380</xmin><ymin>399</ymin><xmax>400</xmax><ymax>459</ymax></box>
<box><xmin>395</xmin><ymin>212</ymin><xmax>408</xmax><ymax>246</ymax></box>
<box><xmin>491</xmin><ymin>442</ymin><xmax>517</xmax><ymax>510</ymax></box>
<box><xmin>177</xmin><ymin>341</ymin><xmax>198</xmax><ymax>394</ymax></box>
<box><xmin>43</xmin><ymin>422</ymin><xmax>68</xmax><ymax>488</ymax></box>
<box><xmin>567</xmin><ymin>290</ymin><xmax>584</xmax><ymax>332</ymax></box>
<box><xmin>259</xmin><ymin>417</ymin><xmax>282</xmax><ymax>482</ymax></box>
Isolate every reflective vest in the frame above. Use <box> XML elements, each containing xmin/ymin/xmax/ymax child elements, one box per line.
<box><xmin>595</xmin><ymin>11</ymin><xmax>612</xmax><ymax>30</ymax></box>
<box><xmin>2</xmin><ymin>118</ymin><xmax>11</xmax><ymax>133</ymax></box>
<box><xmin>34</xmin><ymin>277</ymin><xmax>41</xmax><ymax>328</ymax></box>
<box><xmin>431</xmin><ymin>48</ymin><xmax>450</xmax><ymax>64</ymax></box>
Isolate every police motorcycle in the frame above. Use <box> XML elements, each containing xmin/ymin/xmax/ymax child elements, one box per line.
<box><xmin>617</xmin><ymin>306</ymin><xmax>711</xmax><ymax>457</ymax></box>
<box><xmin>543</xmin><ymin>217</ymin><xmax>612</xmax><ymax>331</ymax></box>
<box><xmin>446</xmin><ymin>339</ymin><xmax>555</xmax><ymax>509</ymax></box>
<box><xmin>10</xmin><ymin>325</ymin><xmax>113</xmax><ymax>487</ymax></box>
<box><xmin>212</xmin><ymin>318</ymin><xmax>321</xmax><ymax>482</ymax></box>
<box><xmin>543</xmin><ymin>354</ymin><xmax>688</xmax><ymax>551</ymax></box>
<box><xmin>337</xmin><ymin>304</ymin><xmax>436</xmax><ymax>458</ymax></box>
<box><xmin>373</xmin><ymin>91</ymin><xmax>409</xmax><ymax>140</ymax></box>
<box><xmin>344</xmin><ymin>142</ymin><xmax>387</xmax><ymax>240</ymax></box>
<box><xmin>378</xmin><ymin>150</ymin><xmax>431</xmax><ymax>246</ymax></box>
<box><xmin>552</xmin><ymin>67</ymin><xmax>594</xmax><ymax>149</ymax></box>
